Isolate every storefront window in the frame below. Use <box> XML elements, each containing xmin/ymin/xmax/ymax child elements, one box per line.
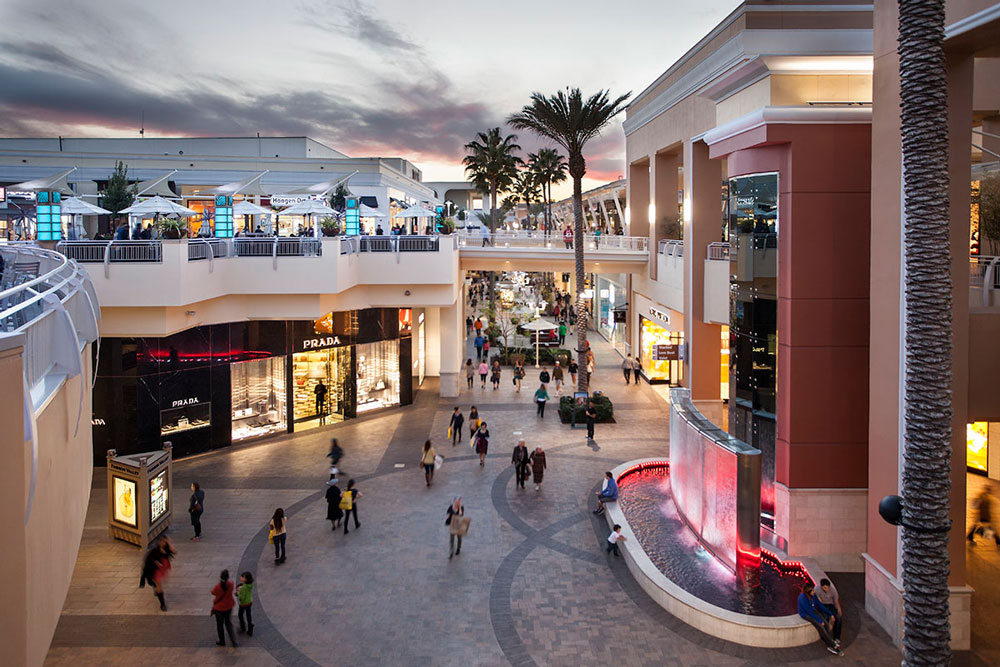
<box><xmin>968</xmin><ymin>422</ymin><xmax>989</xmax><ymax>473</ymax></box>
<box><xmin>596</xmin><ymin>274</ymin><xmax>628</xmax><ymax>355</ymax></box>
<box><xmin>292</xmin><ymin>347</ymin><xmax>351</xmax><ymax>429</ymax></box>
<box><xmin>161</xmin><ymin>401</ymin><xmax>211</xmax><ymax>436</ymax></box>
<box><xmin>231</xmin><ymin>357</ymin><xmax>287</xmax><ymax>442</ymax></box>
<box><xmin>357</xmin><ymin>340</ymin><xmax>400</xmax><ymax>412</ymax></box>
<box><xmin>720</xmin><ymin>325</ymin><xmax>729</xmax><ymax>401</ymax></box>
<box><xmin>638</xmin><ymin>316</ymin><xmax>683</xmax><ymax>384</ymax></box>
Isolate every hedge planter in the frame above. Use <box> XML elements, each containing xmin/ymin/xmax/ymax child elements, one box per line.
<box><xmin>558</xmin><ymin>395</ymin><xmax>615</xmax><ymax>424</ymax></box>
<box><xmin>496</xmin><ymin>348</ymin><xmax>572</xmax><ymax>367</ymax></box>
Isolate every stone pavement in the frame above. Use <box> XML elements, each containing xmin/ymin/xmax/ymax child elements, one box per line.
<box><xmin>47</xmin><ymin>329</ymin><xmax>906</xmax><ymax>666</ymax></box>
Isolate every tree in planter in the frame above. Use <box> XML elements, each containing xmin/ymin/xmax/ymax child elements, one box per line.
<box><xmin>509</xmin><ymin>87</ymin><xmax>631</xmax><ymax>392</ymax></box>
<box><xmin>101</xmin><ymin>161</ymin><xmax>137</xmax><ymax>232</ymax></box>
<box><xmin>483</xmin><ymin>304</ymin><xmax>521</xmax><ymax>361</ymax></box>
<box><xmin>156</xmin><ymin>216</ymin><xmax>187</xmax><ymax>239</ymax></box>
<box><xmin>329</xmin><ymin>183</ymin><xmax>350</xmax><ymax>213</ymax></box>
<box><xmin>980</xmin><ymin>175</ymin><xmax>1000</xmax><ymax>256</ymax></box>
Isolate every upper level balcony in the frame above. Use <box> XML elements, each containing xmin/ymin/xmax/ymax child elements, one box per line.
<box><xmin>57</xmin><ymin>236</ymin><xmax>460</xmax><ymax>335</ymax></box>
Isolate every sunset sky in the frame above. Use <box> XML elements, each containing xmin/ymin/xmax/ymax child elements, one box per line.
<box><xmin>0</xmin><ymin>0</ymin><xmax>739</xmax><ymax>196</ymax></box>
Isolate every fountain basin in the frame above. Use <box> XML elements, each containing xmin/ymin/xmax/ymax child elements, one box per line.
<box><xmin>602</xmin><ymin>459</ymin><xmax>825</xmax><ymax>648</ymax></box>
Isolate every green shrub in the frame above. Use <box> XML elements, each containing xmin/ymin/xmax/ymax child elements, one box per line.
<box><xmin>558</xmin><ymin>395</ymin><xmax>614</xmax><ymax>423</ymax></box>
<box><xmin>496</xmin><ymin>347</ymin><xmax>571</xmax><ymax>366</ymax></box>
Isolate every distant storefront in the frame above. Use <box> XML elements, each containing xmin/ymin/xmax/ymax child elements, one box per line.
<box><xmin>92</xmin><ymin>308</ymin><xmax>412</xmax><ymax>463</ymax></box>
<box><xmin>632</xmin><ymin>293</ymin><xmax>683</xmax><ymax>385</ymax></box>
<box><xmin>595</xmin><ymin>273</ymin><xmax>628</xmax><ymax>356</ymax></box>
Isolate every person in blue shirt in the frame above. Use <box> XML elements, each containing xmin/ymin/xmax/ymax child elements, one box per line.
<box><xmin>798</xmin><ymin>582</ymin><xmax>843</xmax><ymax>656</ymax></box>
<box><xmin>593</xmin><ymin>472</ymin><xmax>618</xmax><ymax>515</ymax></box>
<box><xmin>474</xmin><ymin>334</ymin><xmax>485</xmax><ymax>360</ymax></box>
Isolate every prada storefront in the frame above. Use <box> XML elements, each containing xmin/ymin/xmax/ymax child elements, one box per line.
<box><xmin>92</xmin><ymin>308</ymin><xmax>412</xmax><ymax>463</ymax></box>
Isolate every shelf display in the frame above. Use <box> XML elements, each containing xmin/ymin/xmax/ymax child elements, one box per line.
<box><xmin>357</xmin><ymin>340</ymin><xmax>400</xmax><ymax>412</ymax></box>
<box><xmin>292</xmin><ymin>346</ymin><xmax>350</xmax><ymax>429</ymax></box>
<box><xmin>160</xmin><ymin>402</ymin><xmax>211</xmax><ymax>436</ymax></box>
<box><xmin>231</xmin><ymin>357</ymin><xmax>287</xmax><ymax>441</ymax></box>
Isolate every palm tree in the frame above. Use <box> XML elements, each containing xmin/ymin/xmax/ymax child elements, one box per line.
<box><xmin>509</xmin><ymin>88</ymin><xmax>631</xmax><ymax>392</ymax></box>
<box><xmin>511</xmin><ymin>169</ymin><xmax>542</xmax><ymax>229</ymax></box>
<box><xmin>529</xmin><ymin>148</ymin><xmax>568</xmax><ymax>233</ymax></box>
<box><xmin>463</xmin><ymin>128</ymin><xmax>523</xmax><ymax>232</ymax></box>
<box><xmin>897</xmin><ymin>0</ymin><xmax>952</xmax><ymax>663</ymax></box>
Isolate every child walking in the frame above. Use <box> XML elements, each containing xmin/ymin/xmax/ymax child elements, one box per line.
<box><xmin>236</xmin><ymin>572</ymin><xmax>254</xmax><ymax>636</ymax></box>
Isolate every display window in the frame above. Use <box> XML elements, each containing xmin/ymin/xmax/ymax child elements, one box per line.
<box><xmin>149</xmin><ymin>470</ymin><xmax>169</xmax><ymax>523</ymax></box>
<box><xmin>968</xmin><ymin>422</ymin><xmax>989</xmax><ymax>473</ymax></box>
<box><xmin>596</xmin><ymin>274</ymin><xmax>628</xmax><ymax>355</ymax></box>
<box><xmin>161</xmin><ymin>401</ymin><xmax>211</xmax><ymax>436</ymax></box>
<box><xmin>113</xmin><ymin>476</ymin><xmax>138</xmax><ymax>527</ymax></box>
<box><xmin>231</xmin><ymin>357</ymin><xmax>287</xmax><ymax>442</ymax></box>
<box><xmin>357</xmin><ymin>340</ymin><xmax>400</xmax><ymax>412</ymax></box>
<box><xmin>293</xmin><ymin>347</ymin><xmax>350</xmax><ymax>429</ymax></box>
<box><xmin>720</xmin><ymin>326</ymin><xmax>730</xmax><ymax>401</ymax></box>
<box><xmin>639</xmin><ymin>316</ymin><xmax>683</xmax><ymax>384</ymax></box>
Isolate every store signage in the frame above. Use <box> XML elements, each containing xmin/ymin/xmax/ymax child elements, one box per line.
<box><xmin>613</xmin><ymin>309</ymin><xmax>627</xmax><ymax>323</ymax></box>
<box><xmin>736</xmin><ymin>196</ymin><xmax>755</xmax><ymax>208</ymax></box>
<box><xmin>7</xmin><ymin>190</ymin><xmax>35</xmax><ymax>200</ymax></box>
<box><xmin>653</xmin><ymin>344</ymin><xmax>679</xmax><ymax>361</ymax></box>
<box><xmin>271</xmin><ymin>194</ymin><xmax>323</xmax><ymax>207</ymax></box>
<box><xmin>172</xmin><ymin>397</ymin><xmax>200</xmax><ymax>408</ymax></box>
<box><xmin>0</xmin><ymin>186</ymin><xmax>5</xmax><ymax>203</ymax></box>
<box><xmin>647</xmin><ymin>306</ymin><xmax>671</xmax><ymax>328</ymax></box>
<box><xmin>92</xmin><ymin>417</ymin><xmax>106</xmax><ymax>426</ymax></box>
<box><xmin>302</xmin><ymin>336</ymin><xmax>342</xmax><ymax>350</ymax></box>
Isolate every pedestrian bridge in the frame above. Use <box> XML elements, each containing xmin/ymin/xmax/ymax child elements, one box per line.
<box><xmin>458</xmin><ymin>231</ymin><xmax>649</xmax><ymax>273</ymax></box>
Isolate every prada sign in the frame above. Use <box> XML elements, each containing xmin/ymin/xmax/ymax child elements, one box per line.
<box><xmin>299</xmin><ymin>336</ymin><xmax>343</xmax><ymax>352</ymax></box>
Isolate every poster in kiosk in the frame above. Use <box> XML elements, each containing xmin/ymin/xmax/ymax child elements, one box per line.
<box><xmin>107</xmin><ymin>444</ymin><xmax>173</xmax><ymax>548</ymax></box>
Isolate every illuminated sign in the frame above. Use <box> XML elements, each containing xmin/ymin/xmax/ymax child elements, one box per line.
<box><xmin>36</xmin><ymin>190</ymin><xmax>62</xmax><ymax>241</ymax></box>
<box><xmin>215</xmin><ymin>195</ymin><xmax>233</xmax><ymax>238</ymax></box>
<box><xmin>0</xmin><ymin>186</ymin><xmax>5</xmax><ymax>203</ymax></box>
<box><xmin>150</xmin><ymin>470</ymin><xmax>168</xmax><ymax>523</ymax></box>
<box><xmin>171</xmin><ymin>397</ymin><xmax>200</xmax><ymax>408</ymax></box>
<box><xmin>653</xmin><ymin>344</ymin><xmax>679</xmax><ymax>361</ymax></box>
<box><xmin>647</xmin><ymin>306</ymin><xmax>671</xmax><ymax>328</ymax></box>
<box><xmin>113</xmin><ymin>476</ymin><xmax>138</xmax><ymax>527</ymax></box>
<box><xmin>736</xmin><ymin>196</ymin><xmax>755</xmax><ymax>208</ymax></box>
<box><xmin>302</xmin><ymin>336</ymin><xmax>342</xmax><ymax>350</ymax></box>
<box><xmin>271</xmin><ymin>194</ymin><xmax>323</xmax><ymax>207</ymax></box>
<box><xmin>345</xmin><ymin>197</ymin><xmax>360</xmax><ymax>236</ymax></box>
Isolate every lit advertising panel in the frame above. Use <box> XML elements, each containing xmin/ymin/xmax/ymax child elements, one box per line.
<box><xmin>113</xmin><ymin>476</ymin><xmax>137</xmax><ymax>527</ymax></box>
<box><xmin>150</xmin><ymin>471</ymin><xmax>168</xmax><ymax>523</ymax></box>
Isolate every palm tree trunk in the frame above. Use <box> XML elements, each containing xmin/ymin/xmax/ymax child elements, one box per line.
<box><xmin>898</xmin><ymin>0</ymin><xmax>952</xmax><ymax>663</ymax></box>
<box><xmin>572</xmin><ymin>172</ymin><xmax>588</xmax><ymax>392</ymax></box>
<box><xmin>489</xmin><ymin>183</ymin><xmax>498</xmax><ymax>309</ymax></box>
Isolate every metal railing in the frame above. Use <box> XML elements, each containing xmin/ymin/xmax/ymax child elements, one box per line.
<box><xmin>659</xmin><ymin>239</ymin><xmax>684</xmax><ymax>257</ymax></box>
<box><xmin>340</xmin><ymin>235</ymin><xmax>445</xmax><ymax>254</ymax></box>
<box><xmin>233</xmin><ymin>237</ymin><xmax>323</xmax><ymax>258</ymax></box>
<box><xmin>971</xmin><ymin>255</ymin><xmax>1000</xmax><ymax>306</ymax></box>
<box><xmin>56</xmin><ymin>240</ymin><xmax>163</xmax><ymax>264</ymax></box>
<box><xmin>707</xmin><ymin>242</ymin><xmax>730</xmax><ymax>261</ymax></box>
<box><xmin>460</xmin><ymin>230</ymin><xmax>647</xmax><ymax>251</ymax></box>
<box><xmin>187</xmin><ymin>238</ymin><xmax>230</xmax><ymax>261</ymax></box>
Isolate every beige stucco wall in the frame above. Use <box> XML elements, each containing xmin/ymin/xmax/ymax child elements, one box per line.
<box><xmin>0</xmin><ymin>341</ymin><xmax>93</xmax><ymax>667</ymax></box>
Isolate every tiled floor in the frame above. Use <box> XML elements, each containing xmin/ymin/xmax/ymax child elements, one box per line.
<box><xmin>48</xmin><ymin>324</ymin><xmax>907</xmax><ymax>666</ymax></box>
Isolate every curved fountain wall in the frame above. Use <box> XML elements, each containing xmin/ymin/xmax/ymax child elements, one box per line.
<box><xmin>669</xmin><ymin>387</ymin><xmax>761</xmax><ymax>580</ymax></box>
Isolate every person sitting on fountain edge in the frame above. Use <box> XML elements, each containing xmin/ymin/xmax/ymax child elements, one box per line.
<box><xmin>797</xmin><ymin>582</ymin><xmax>843</xmax><ymax>656</ymax></box>
<box><xmin>593</xmin><ymin>472</ymin><xmax>618</xmax><ymax>515</ymax></box>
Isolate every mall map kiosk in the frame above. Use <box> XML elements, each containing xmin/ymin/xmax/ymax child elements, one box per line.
<box><xmin>106</xmin><ymin>444</ymin><xmax>173</xmax><ymax>548</ymax></box>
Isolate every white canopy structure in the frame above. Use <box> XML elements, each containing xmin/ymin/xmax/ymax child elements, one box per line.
<box><xmin>121</xmin><ymin>195</ymin><xmax>197</xmax><ymax>216</ymax></box>
<box><xmin>359</xmin><ymin>203</ymin><xmax>386</xmax><ymax>218</ymax></box>
<box><xmin>59</xmin><ymin>197</ymin><xmax>110</xmax><ymax>216</ymax></box>
<box><xmin>233</xmin><ymin>200</ymin><xmax>273</xmax><ymax>216</ymax></box>
<box><xmin>211</xmin><ymin>171</ymin><xmax>270</xmax><ymax>197</ymax></box>
<box><xmin>286</xmin><ymin>170</ymin><xmax>359</xmax><ymax>197</ymax></box>
<box><xmin>393</xmin><ymin>204</ymin><xmax>437</xmax><ymax>219</ymax></box>
<box><xmin>519</xmin><ymin>318</ymin><xmax>559</xmax><ymax>368</ymax></box>
<box><xmin>275</xmin><ymin>199</ymin><xmax>338</xmax><ymax>238</ymax></box>
<box><xmin>135</xmin><ymin>171</ymin><xmax>179</xmax><ymax>198</ymax></box>
<box><xmin>9</xmin><ymin>167</ymin><xmax>78</xmax><ymax>195</ymax></box>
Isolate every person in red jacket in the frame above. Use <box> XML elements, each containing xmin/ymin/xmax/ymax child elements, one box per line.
<box><xmin>211</xmin><ymin>569</ymin><xmax>238</xmax><ymax>648</ymax></box>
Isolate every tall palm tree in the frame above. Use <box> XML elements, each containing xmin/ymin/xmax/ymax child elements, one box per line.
<box><xmin>528</xmin><ymin>148</ymin><xmax>568</xmax><ymax>233</ymax></box>
<box><xmin>509</xmin><ymin>88</ymin><xmax>631</xmax><ymax>392</ymax></box>
<box><xmin>897</xmin><ymin>0</ymin><xmax>952</xmax><ymax>663</ymax></box>
<box><xmin>463</xmin><ymin>128</ymin><xmax>523</xmax><ymax>232</ymax></box>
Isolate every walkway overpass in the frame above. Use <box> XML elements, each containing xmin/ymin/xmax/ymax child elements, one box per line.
<box><xmin>458</xmin><ymin>231</ymin><xmax>648</xmax><ymax>274</ymax></box>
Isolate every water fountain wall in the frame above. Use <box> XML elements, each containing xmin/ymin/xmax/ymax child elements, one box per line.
<box><xmin>670</xmin><ymin>388</ymin><xmax>761</xmax><ymax>577</ymax></box>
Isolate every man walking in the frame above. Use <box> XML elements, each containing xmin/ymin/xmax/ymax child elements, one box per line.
<box><xmin>558</xmin><ymin>321</ymin><xmax>567</xmax><ymax>346</ymax></box>
<box><xmin>474</xmin><ymin>333</ymin><xmax>485</xmax><ymax>361</ymax></box>
<box><xmin>586</xmin><ymin>401</ymin><xmax>597</xmax><ymax>441</ymax></box>
<box><xmin>449</xmin><ymin>407</ymin><xmax>465</xmax><ymax>447</ymax></box>
<box><xmin>622</xmin><ymin>355</ymin><xmax>634</xmax><ymax>384</ymax></box>
<box><xmin>563</xmin><ymin>225</ymin><xmax>573</xmax><ymax>249</ymax></box>
<box><xmin>511</xmin><ymin>440</ymin><xmax>530</xmax><ymax>489</ymax></box>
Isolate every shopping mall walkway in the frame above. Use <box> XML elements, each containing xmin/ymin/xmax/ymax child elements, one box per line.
<box><xmin>46</xmin><ymin>332</ymin><xmax>905</xmax><ymax>666</ymax></box>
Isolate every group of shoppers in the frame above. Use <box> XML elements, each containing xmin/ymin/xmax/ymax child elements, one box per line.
<box><xmin>511</xmin><ymin>439</ymin><xmax>547</xmax><ymax>491</ymax></box>
<box><xmin>209</xmin><ymin>569</ymin><xmax>255</xmax><ymax>647</ymax></box>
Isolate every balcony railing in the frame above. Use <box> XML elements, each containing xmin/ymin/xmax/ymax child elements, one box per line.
<box><xmin>460</xmin><ymin>230</ymin><xmax>647</xmax><ymax>251</ymax></box>
<box><xmin>659</xmin><ymin>239</ymin><xmax>684</xmax><ymax>257</ymax></box>
<box><xmin>340</xmin><ymin>234</ymin><xmax>445</xmax><ymax>254</ymax></box>
<box><xmin>56</xmin><ymin>240</ymin><xmax>163</xmax><ymax>264</ymax></box>
<box><xmin>707</xmin><ymin>242</ymin><xmax>730</xmax><ymax>261</ymax></box>
<box><xmin>971</xmin><ymin>255</ymin><xmax>1000</xmax><ymax>307</ymax></box>
<box><xmin>233</xmin><ymin>237</ymin><xmax>323</xmax><ymax>258</ymax></box>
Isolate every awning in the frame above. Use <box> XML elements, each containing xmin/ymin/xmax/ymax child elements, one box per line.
<box><xmin>136</xmin><ymin>171</ymin><xmax>179</xmax><ymax>198</ymax></box>
<box><xmin>210</xmin><ymin>170</ymin><xmax>270</xmax><ymax>197</ymax></box>
<box><xmin>360</xmin><ymin>196</ymin><xmax>378</xmax><ymax>208</ymax></box>
<box><xmin>285</xmin><ymin>171</ymin><xmax>357</xmax><ymax>196</ymax></box>
<box><xmin>60</xmin><ymin>197</ymin><xmax>111</xmax><ymax>216</ymax></box>
<box><xmin>9</xmin><ymin>167</ymin><xmax>77</xmax><ymax>194</ymax></box>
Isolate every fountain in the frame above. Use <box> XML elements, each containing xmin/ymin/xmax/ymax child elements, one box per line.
<box><xmin>601</xmin><ymin>389</ymin><xmax>827</xmax><ymax>647</ymax></box>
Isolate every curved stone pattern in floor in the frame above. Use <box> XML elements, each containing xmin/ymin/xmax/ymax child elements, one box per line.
<box><xmin>47</xmin><ymin>333</ymin><xmax>903</xmax><ymax>666</ymax></box>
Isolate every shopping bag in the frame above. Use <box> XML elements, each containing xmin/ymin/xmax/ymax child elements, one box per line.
<box><xmin>455</xmin><ymin>516</ymin><xmax>471</xmax><ymax>536</ymax></box>
<box><xmin>447</xmin><ymin>426</ymin><xmax>452</xmax><ymax>440</ymax></box>
<box><xmin>268</xmin><ymin>529</ymin><xmax>274</xmax><ymax>544</ymax></box>
<box><xmin>434</xmin><ymin>454</ymin><xmax>444</xmax><ymax>471</ymax></box>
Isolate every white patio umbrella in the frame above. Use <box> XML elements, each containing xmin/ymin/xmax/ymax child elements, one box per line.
<box><xmin>519</xmin><ymin>318</ymin><xmax>559</xmax><ymax>368</ymax></box>
<box><xmin>359</xmin><ymin>203</ymin><xmax>386</xmax><ymax>218</ymax></box>
<box><xmin>120</xmin><ymin>195</ymin><xmax>197</xmax><ymax>216</ymax></box>
<box><xmin>276</xmin><ymin>198</ymin><xmax>338</xmax><ymax>238</ymax></box>
<box><xmin>233</xmin><ymin>200</ymin><xmax>273</xmax><ymax>233</ymax></box>
<box><xmin>60</xmin><ymin>197</ymin><xmax>111</xmax><ymax>239</ymax></box>
<box><xmin>393</xmin><ymin>203</ymin><xmax>437</xmax><ymax>234</ymax></box>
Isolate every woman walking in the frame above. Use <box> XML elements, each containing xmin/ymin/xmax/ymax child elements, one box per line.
<box><xmin>473</xmin><ymin>421</ymin><xmax>490</xmax><ymax>467</ymax></box>
<box><xmin>478</xmin><ymin>359</ymin><xmax>489</xmax><ymax>389</ymax></box>
<box><xmin>325</xmin><ymin>478</ymin><xmax>343</xmax><ymax>530</ymax></box>
<box><xmin>568</xmin><ymin>359</ymin><xmax>579</xmax><ymax>387</ymax></box>
<box><xmin>236</xmin><ymin>571</ymin><xmax>254</xmax><ymax>636</ymax></box>
<box><xmin>529</xmin><ymin>446</ymin><xmax>547</xmax><ymax>491</ymax></box>
<box><xmin>210</xmin><ymin>569</ymin><xmax>238</xmax><ymax>648</ymax></box>
<box><xmin>468</xmin><ymin>406</ymin><xmax>480</xmax><ymax>439</ymax></box>
<box><xmin>534</xmin><ymin>383</ymin><xmax>550</xmax><ymax>418</ymax></box>
<box><xmin>490</xmin><ymin>360</ymin><xmax>502</xmax><ymax>390</ymax></box>
<box><xmin>342</xmin><ymin>479</ymin><xmax>362</xmax><ymax>534</ymax></box>
<box><xmin>446</xmin><ymin>496</ymin><xmax>465</xmax><ymax>558</ymax></box>
<box><xmin>269</xmin><ymin>508</ymin><xmax>287</xmax><ymax>564</ymax></box>
<box><xmin>465</xmin><ymin>358</ymin><xmax>475</xmax><ymax>389</ymax></box>
<box><xmin>140</xmin><ymin>536</ymin><xmax>175</xmax><ymax>611</ymax></box>
<box><xmin>189</xmin><ymin>482</ymin><xmax>205</xmax><ymax>541</ymax></box>
<box><xmin>420</xmin><ymin>440</ymin><xmax>437</xmax><ymax>486</ymax></box>
<box><xmin>514</xmin><ymin>360</ymin><xmax>525</xmax><ymax>392</ymax></box>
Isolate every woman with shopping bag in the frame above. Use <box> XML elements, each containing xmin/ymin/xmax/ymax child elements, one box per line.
<box><xmin>471</xmin><ymin>421</ymin><xmax>490</xmax><ymax>466</ymax></box>
<box><xmin>419</xmin><ymin>440</ymin><xmax>437</xmax><ymax>486</ymax></box>
<box><xmin>446</xmin><ymin>497</ymin><xmax>470</xmax><ymax>558</ymax></box>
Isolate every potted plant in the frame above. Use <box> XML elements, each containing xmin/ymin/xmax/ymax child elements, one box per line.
<box><xmin>320</xmin><ymin>216</ymin><xmax>341</xmax><ymax>237</ymax></box>
<box><xmin>439</xmin><ymin>218</ymin><xmax>457</xmax><ymax>235</ymax></box>
<box><xmin>158</xmin><ymin>216</ymin><xmax>187</xmax><ymax>240</ymax></box>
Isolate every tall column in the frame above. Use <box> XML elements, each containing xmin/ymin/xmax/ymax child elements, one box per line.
<box><xmin>439</xmin><ymin>300</ymin><xmax>464</xmax><ymax>397</ymax></box>
<box><xmin>627</xmin><ymin>159</ymin><xmax>650</xmax><ymax>239</ymax></box>
<box><xmin>683</xmin><ymin>139</ymin><xmax>723</xmax><ymax>401</ymax></box>
<box><xmin>651</xmin><ymin>150</ymin><xmax>680</xmax><ymax>280</ymax></box>
<box><xmin>0</xmin><ymin>342</ymin><xmax>27</xmax><ymax>666</ymax></box>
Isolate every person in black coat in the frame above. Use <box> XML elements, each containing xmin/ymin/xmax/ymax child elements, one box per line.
<box><xmin>325</xmin><ymin>478</ymin><xmax>343</xmax><ymax>530</ymax></box>
<box><xmin>449</xmin><ymin>407</ymin><xmax>464</xmax><ymax>447</ymax></box>
<box><xmin>189</xmin><ymin>482</ymin><xmax>205</xmax><ymax>541</ymax></box>
<box><xmin>511</xmin><ymin>440</ymin><xmax>530</xmax><ymax>489</ymax></box>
